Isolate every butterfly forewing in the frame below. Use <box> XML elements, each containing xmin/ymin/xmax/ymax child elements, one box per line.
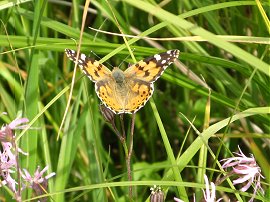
<box><xmin>65</xmin><ymin>49</ymin><xmax>111</xmax><ymax>82</ymax></box>
<box><xmin>124</xmin><ymin>49</ymin><xmax>180</xmax><ymax>83</ymax></box>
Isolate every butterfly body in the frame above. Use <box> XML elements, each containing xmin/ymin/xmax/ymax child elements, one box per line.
<box><xmin>65</xmin><ymin>49</ymin><xmax>179</xmax><ymax>114</ymax></box>
<box><xmin>112</xmin><ymin>67</ymin><xmax>125</xmax><ymax>83</ymax></box>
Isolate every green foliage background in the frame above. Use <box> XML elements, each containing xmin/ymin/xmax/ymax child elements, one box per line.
<box><xmin>0</xmin><ymin>0</ymin><xmax>269</xmax><ymax>201</ymax></box>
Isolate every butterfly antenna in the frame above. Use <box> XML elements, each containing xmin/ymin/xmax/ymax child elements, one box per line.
<box><xmin>119</xmin><ymin>48</ymin><xmax>135</xmax><ymax>68</ymax></box>
<box><xmin>93</xmin><ymin>18</ymin><xmax>108</xmax><ymax>42</ymax></box>
<box><xmin>90</xmin><ymin>50</ymin><xmax>114</xmax><ymax>69</ymax></box>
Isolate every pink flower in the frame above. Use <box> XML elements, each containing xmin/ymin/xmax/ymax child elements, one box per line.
<box><xmin>0</xmin><ymin>142</ymin><xmax>18</xmax><ymax>191</ymax></box>
<box><xmin>221</xmin><ymin>146</ymin><xmax>264</xmax><ymax>201</ymax></box>
<box><xmin>150</xmin><ymin>185</ymin><xmax>164</xmax><ymax>202</ymax></box>
<box><xmin>21</xmin><ymin>166</ymin><xmax>56</xmax><ymax>197</ymax></box>
<box><xmin>0</xmin><ymin>172</ymin><xmax>17</xmax><ymax>192</ymax></box>
<box><xmin>174</xmin><ymin>175</ymin><xmax>222</xmax><ymax>202</ymax></box>
<box><xmin>1</xmin><ymin>143</ymin><xmax>16</xmax><ymax>167</ymax></box>
<box><xmin>21</xmin><ymin>166</ymin><xmax>55</xmax><ymax>187</ymax></box>
<box><xmin>8</xmin><ymin>117</ymin><xmax>29</xmax><ymax>130</ymax></box>
<box><xmin>174</xmin><ymin>197</ymin><xmax>184</xmax><ymax>202</ymax></box>
<box><xmin>202</xmin><ymin>175</ymin><xmax>222</xmax><ymax>202</ymax></box>
<box><xmin>0</xmin><ymin>117</ymin><xmax>29</xmax><ymax>142</ymax></box>
<box><xmin>0</xmin><ymin>117</ymin><xmax>30</xmax><ymax>196</ymax></box>
<box><xmin>0</xmin><ymin>115</ymin><xmax>56</xmax><ymax>200</ymax></box>
<box><xmin>0</xmin><ymin>117</ymin><xmax>29</xmax><ymax>174</ymax></box>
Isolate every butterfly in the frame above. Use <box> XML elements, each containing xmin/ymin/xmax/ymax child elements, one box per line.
<box><xmin>65</xmin><ymin>49</ymin><xmax>179</xmax><ymax>114</ymax></box>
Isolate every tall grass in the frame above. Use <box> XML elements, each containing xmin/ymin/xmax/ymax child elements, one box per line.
<box><xmin>0</xmin><ymin>0</ymin><xmax>269</xmax><ymax>201</ymax></box>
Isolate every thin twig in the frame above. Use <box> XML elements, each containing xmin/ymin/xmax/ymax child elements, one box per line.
<box><xmin>127</xmin><ymin>113</ymin><xmax>136</xmax><ymax>199</ymax></box>
<box><xmin>57</xmin><ymin>0</ymin><xmax>91</xmax><ymax>140</ymax></box>
<box><xmin>120</xmin><ymin>114</ymin><xmax>126</xmax><ymax>140</ymax></box>
<box><xmin>111</xmin><ymin>121</ymin><xmax>125</xmax><ymax>144</ymax></box>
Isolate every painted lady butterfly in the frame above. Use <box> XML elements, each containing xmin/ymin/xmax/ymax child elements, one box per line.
<box><xmin>65</xmin><ymin>49</ymin><xmax>179</xmax><ymax>114</ymax></box>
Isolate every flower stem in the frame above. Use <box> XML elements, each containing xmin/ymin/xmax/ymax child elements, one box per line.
<box><xmin>127</xmin><ymin>114</ymin><xmax>135</xmax><ymax>200</ymax></box>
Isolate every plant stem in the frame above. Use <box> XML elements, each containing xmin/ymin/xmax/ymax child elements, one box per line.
<box><xmin>127</xmin><ymin>114</ymin><xmax>135</xmax><ymax>199</ymax></box>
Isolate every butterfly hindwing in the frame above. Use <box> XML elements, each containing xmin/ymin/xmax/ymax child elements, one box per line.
<box><xmin>95</xmin><ymin>80</ymin><xmax>125</xmax><ymax>114</ymax></box>
<box><xmin>124</xmin><ymin>81</ymin><xmax>154</xmax><ymax>114</ymax></box>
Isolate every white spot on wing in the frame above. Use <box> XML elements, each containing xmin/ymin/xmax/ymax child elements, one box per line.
<box><xmin>163</xmin><ymin>66</ymin><xmax>168</xmax><ymax>68</ymax></box>
<box><xmin>154</xmin><ymin>54</ymin><xmax>161</xmax><ymax>61</ymax></box>
<box><xmin>80</xmin><ymin>54</ymin><xmax>86</xmax><ymax>60</ymax></box>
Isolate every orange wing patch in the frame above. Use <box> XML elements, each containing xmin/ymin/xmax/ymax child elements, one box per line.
<box><xmin>96</xmin><ymin>79</ymin><xmax>153</xmax><ymax>114</ymax></box>
<box><xmin>65</xmin><ymin>49</ymin><xmax>111</xmax><ymax>82</ymax></box>
<box><xmin>83</xmin><ymin>60</ymin><xmax>111</xmax><ymax>82</ymax></box>
<box><xmin>125</xmin><ymin>60</ymin><xmax>163</xmax><ymax>82</ymax></box>
<box><xmin>95</xmin><ymin>81</ymin><xmax>124</xmax><ymax>114</ymax></box>
<box><xmin>124</xmin><ymin>50</ymin><xmax>179</xmax><ymax>83</ymax></box>
<box><xmin>124</xmin><ymin>82</ymin><xmax>154</xmax><ymax>114</ymax></box>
